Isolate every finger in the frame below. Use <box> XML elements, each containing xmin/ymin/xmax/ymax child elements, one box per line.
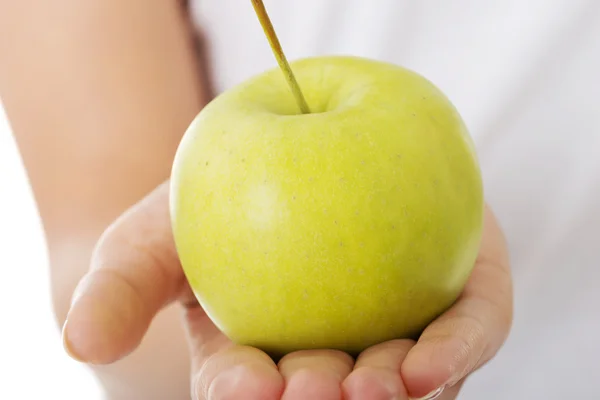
<box><xmin>343</xmin><ymin>339</ymin><xmax>414</xmax><ymax>400</ymax></box>
<box><xmin>434</xmin><ymin>380</ymin><xmax>464</xmax><ymax>400</ymax></box>
<box><xmin>62</xmin><ymin>181</ymin><xmax>186</xmax><ymax>364</ymax></box>
<box><xmin>278</xmin><ymin>349</ymin><xmax>354</xmax><ymax>400</ymax></box>
<box><xmin>401</xmin><ymin>206</ymin><xmax>513</xmax><ymax>398</ymax></box>
<box><xmin>194</xmin><ymin>346</ymin><xmax>285</xmax><ymax>400</ymax></box>
<box><xmin>408</xmin><ymin>379</ymin><xmax>465</xmax><ymax>400</ymax></box>
<box><xmin>185</xmin><ymin>303</ymin><xmax>284</xmax><ymax>400</ymax></box>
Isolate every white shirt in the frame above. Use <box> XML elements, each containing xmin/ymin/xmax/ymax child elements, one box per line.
<box><xmin>190</xmin><ymin>1</ymin><xmax>600</xmax><ymax>399</ymax></box>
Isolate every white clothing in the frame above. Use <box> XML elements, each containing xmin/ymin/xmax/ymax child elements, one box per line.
<box><xmin>190</xmin><ymin>1</ymin><xmax>600</xmax><ymax>398</ymax></box>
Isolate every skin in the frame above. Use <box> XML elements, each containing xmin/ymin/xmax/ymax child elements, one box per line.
<box><xmin>63</xmin><ymin>184</ymin><xmax>511</xmax><ymax>400</ymax></box>
<box><xmin>0</xmin><ymin>0</ymin><xmax>208</xmax><ymax>398</ymax></box>
<box><xmin>0</xmin><ymin>1</ymin><xmax>513</xmax><ymax>399</ymax></box>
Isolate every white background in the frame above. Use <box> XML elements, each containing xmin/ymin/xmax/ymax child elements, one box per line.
<box><xmin>0</xmin><ymin>104</ymin><xmax>102</xmax><ymax>399</ymax></box>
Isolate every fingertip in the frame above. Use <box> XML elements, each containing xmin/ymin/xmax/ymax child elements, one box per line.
<box><xmin>282</xmin><ymin>367</ymin><xmax>344</xmax><ymax>400</ymax></box>
<box><xmin>400</xmin><ymin>338</ymin><xmax>458</xmax><ymax>398</ymax></box>
<box><xmin>343</xmin><ymin>339</ymin><xmax>415</xmax><ymax>400</ymax></box>
<box><xmin>61</xmin><ymin>272</ymin><xmax>149</xmax><ymax>364</ymax></box>
<box><xmin>343</xmin><ymin>367</ymin><xmax>408</xmax><ymax>400</ymax></box>
<box><xmin>194</xmin><ymin>346</ymin><xmax>284</xmax><ymax>400</ymax></box>
<box><xmin>408</xmin><ymin>386</ymin><xmax>446</xmax><ymax>400</ymax></box>
<box><xmin>278</xmin><ymin>349</ymin><xmax>354</xmax><ymax>400</ymax></box>
<box><xmin>61</xmin><ymin>182</ymin><xmax>186</xmax><ymax>365</ymax></box>
<box><xmin>62</xmin><ymin>318</ymin><xmax>84</xmax><ymax>363</ymax></box>
<box><xmin>278</xmin><ymin>349</ymin><xmax>354</xmax><ymax>381</ymax></box>
<box><xmin>206</xmin><ymin>363</ymin><xmax>283</xmax><ymax>400</ymax></box>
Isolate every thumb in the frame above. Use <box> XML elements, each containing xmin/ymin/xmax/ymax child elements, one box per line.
<box><xmin>62</xmin><ymin>181</ymin><xmax>187</xmax><ymax>364</ymax></box>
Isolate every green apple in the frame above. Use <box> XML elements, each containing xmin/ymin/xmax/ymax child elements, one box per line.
<box><xmin>169</xmin><ymin>55</ymin><xmax>484</xmax><ymax>356</ymax></box>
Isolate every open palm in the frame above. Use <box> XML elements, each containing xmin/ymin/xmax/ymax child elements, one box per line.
<box><xmin>63</xmin><ymin>181</ymin><xmax>512</xmax><ymax>400</ymax></box>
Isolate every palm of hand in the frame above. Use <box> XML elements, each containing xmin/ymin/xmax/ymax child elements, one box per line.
<box><xmin>62</xmin><ymin>182</ymin><xmax>512</xmax><ymax>400</ymax></box>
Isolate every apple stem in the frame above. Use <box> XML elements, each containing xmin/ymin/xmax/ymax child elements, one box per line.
<box><xmin>250</xmin><ymin>0</ymin><xmax>311</xmax><ymax>114</ymax></box>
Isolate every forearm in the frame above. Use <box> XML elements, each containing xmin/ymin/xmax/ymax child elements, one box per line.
<box><xmin>0</xmin><ymin>0</ymin><xmax>208</xmax><ymax>398</ymax></box>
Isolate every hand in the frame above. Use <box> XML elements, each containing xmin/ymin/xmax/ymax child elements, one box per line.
<box><xmin>62</xmin><ymin>181</ymin><xmax>513</xmax><ymax>400</ymax></box>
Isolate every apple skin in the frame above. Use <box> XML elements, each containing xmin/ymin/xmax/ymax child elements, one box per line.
<box><xmin>169</xmin><ymin>56</ymin><xmax>484</xmax><ymax>357</ymax></box>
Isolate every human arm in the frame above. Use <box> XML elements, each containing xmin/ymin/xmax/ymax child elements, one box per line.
<box><xmin>0</xmin><ymin>0</ymin><xmax>209</xmax><ymax>398</ymax></box>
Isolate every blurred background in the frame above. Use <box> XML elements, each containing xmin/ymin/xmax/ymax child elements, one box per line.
<box><xmin>0</xmin><ymin>103</ymin><xmax>102</xmax><ymax>399</ymax></box>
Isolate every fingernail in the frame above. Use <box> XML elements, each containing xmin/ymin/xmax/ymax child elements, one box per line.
<box><xmin>409</xmin><ymin>386</ymin><xmax>445</xmax><ymax>400</ymax></box>
<box><xmin>62</xmin><ymin>318</ymin><xmax>84</xmax><ymax>363</ymax></box>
